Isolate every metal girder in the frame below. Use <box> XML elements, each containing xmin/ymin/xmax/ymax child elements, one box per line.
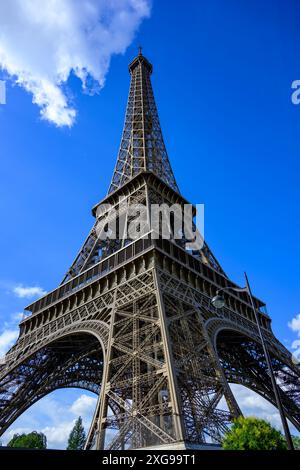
<box><xmin>0</xmin><ymin>333</ymin><xmax>103</xmax><ymax>435</ymax></box>
<box><xmin>216</xmin><ymin>330</ymin><xmax>300</xmax><ymax>429</ymax></box>
<box><xmin>1</xmin><ymin>51</ymin><xmax>299</xmax><ymax>451</ymax></box>
<box><xmin>1</xmin><ymin>261</ymin><xmax>300</xmax><ymax>449</ymax></box>
<box><xmin>108</xmin><ymin>53</ymin><xmax>179</xmax><ymax>195</ymax></box>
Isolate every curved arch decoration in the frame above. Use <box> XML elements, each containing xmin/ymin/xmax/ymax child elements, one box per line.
<box><xmin>0</xmin><ymin>320</ymin><xmax>109</xmax><ymax>438</ymax></box>
<box><xmin>207</xmin><ymin>319</ymin><xmax>300</xmax><ymax>431</ymax></box>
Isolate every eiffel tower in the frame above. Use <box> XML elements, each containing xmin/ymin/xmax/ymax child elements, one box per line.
<box><xmin>1</xmin><ymin>50</ymin><xmax>299</xmax><ymax>450</ymax></box>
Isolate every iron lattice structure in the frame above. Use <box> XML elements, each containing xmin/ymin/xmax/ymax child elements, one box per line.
<box><xmin>0</xmin><ymin>51</ymin><xmax>299</xmax><ymax>450</ymax></box>
<box><xmin>108</xmin><ymin>52</ymin><xmax>179</xmax><ymax>195</ymax></box>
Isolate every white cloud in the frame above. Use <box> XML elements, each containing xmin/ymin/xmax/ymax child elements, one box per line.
<box><xmin>292</xmin><ymin>339</ymin><xmax>300</xmax><ymax>349</ymax></box>
<box><xmin>288</xmin><ymin>314</ymin><xmax>300</xmax><ymax>364</ymax></box>
<box><xmin>41</xmin><ymin>422</ymin><xmax>75</xmax><ymax>447</ymax></box>
<box><xmin>2</xmin><ymin>312</ymin><xmax>24</xmax><ymax>329</ymax></box>
<box><xmin>3</xmin><ymin>426</ymin><xmax>33</xmax><ymax>442</ymax></box>
<box><xmin>12</xmin><ymin>285</ymin><xmax>47</xmax><ymax>299</ymax></box>
<box><xmin>222</xmin><ymin>384</ymin><xmax>298</xmax><ymax>434</ymax></box>
<box><xmin>70</xmin><ymin>394</ymin><xmax>97</xmax><ymax>417</ymax></box>
<box><xmin>0</xmin><ymin>0</ymin><xmax>151</xmax><ymax>127</ymax></box>
<box><xmin>0</xmin><ymin>329</ymin><xmax>19</xmax><ymax>360</ymax></box>
<box><xmin>1</xmin><ymin>391</ymin><xmax>97</xmax><ymax>449</ymax></box>
<box><xmin>288</xmin><ymin>313</ymin><xmax>300</xmax><ymax>337</ymax></box>
<box><xmin>10</xmin><ymin>312</ymin><xmax>24</xmax><ymax>322</ymax></box>
<box><xmin>291</xmin><ymin>339</ymin><xmax>300</xmax><ymax>365</ymax></box>
<box><xmin>230</xmin><ymin>384</ymin><xmax>281</xmax><ymax>427</ymax></box>
<box><xmin>0</xmin><ymin>311</ymin><xmax>24</xmax><ymax>362</ymax></box>
<box><xmin>2</xmin><ymin>421</ymin><xmax>75</xmax><ymax>448</ymax></box>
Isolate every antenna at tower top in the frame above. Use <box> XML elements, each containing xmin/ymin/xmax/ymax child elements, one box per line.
<box><xmin>138</xmin><ymin>45</ymin><xmax>143</xmax><ymax>55</ymax></box>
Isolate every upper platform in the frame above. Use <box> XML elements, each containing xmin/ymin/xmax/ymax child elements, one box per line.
<box><xmin>128</xmin><ymin>48</ymin><xmax>153</xmax><ymax>74</ymax></box>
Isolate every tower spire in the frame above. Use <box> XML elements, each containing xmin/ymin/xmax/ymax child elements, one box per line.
<box><xmin>108</xmin><ymin>51</ymin><xmax>179</xmax><ymax>194</ymax></box>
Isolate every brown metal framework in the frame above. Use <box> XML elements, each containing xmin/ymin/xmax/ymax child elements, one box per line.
<box><xmin>0</xmin><ymin>51</ymin><xmax>299</xmax><ymax>449</ymax></box>
<box><xmin>108</xmin><ymin>51</ymin><xmax>179</xmax><ymax>195</ymax></box>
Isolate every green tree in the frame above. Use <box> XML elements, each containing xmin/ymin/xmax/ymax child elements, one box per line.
<box><xmin>67</xmin><ymin>416</ymin><xmax>86</xmax><ymax>450</ymax></box>
<box><xmin>292</xmin><ymin>435</ymin><xmax>300</xmax><ymax>450</ymax></box>
<box><xmin>222</xmin><ymin>416</ymin><xmax>287</xmax><ymax>450</ymax></box>
<box><xmin>8</xmin><ymin>431</ymin><xmax>47</xmax><ymax>449</ymax></box>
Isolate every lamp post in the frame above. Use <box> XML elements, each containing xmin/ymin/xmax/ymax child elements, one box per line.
<box><xmin>211</xmin><ymin>271</ymin><xmax>294</xmax><ymax>450</ymax></box>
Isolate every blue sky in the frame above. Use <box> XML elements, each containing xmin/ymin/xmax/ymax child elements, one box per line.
<box><xmin>0</xmin><ymin>0</ymin><xmax>300</xmax><ymax>448</ymax></box>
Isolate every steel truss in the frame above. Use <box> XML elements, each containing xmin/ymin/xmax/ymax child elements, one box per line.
<box><xmin>108</xmin><ymin>52</ymin><xmax>179</xmax><ymax>195</ymax></box>
<box><xmin>1</xmin><ymin>263</ymin><xmax>299</xmax><ymax>448</ymax></box>
<box><xmin>0</xmin><ymin>51</ymin><xmax>299</xmax><ymax>449</ymax></box>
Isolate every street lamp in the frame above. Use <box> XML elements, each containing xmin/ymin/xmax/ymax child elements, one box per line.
<box><xmin>211</xmin><ymin>271</ymin><xmax>294</xmax><ymax>450</ymax></box>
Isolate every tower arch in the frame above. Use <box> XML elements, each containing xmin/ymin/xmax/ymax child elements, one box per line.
<box><xmin>0</xmin><ymin>323</ymin><xmax>108</xmax><ymax>438</ymax></box>
<box><xmin>212</xmin><ymin>326</ymin><xmax>300</xmax><ymax>431</ymax></box>
<box><xmin>0</xmin><ymin>50</ymin><xmax>299</xmax><ymax>450</ymax></box>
